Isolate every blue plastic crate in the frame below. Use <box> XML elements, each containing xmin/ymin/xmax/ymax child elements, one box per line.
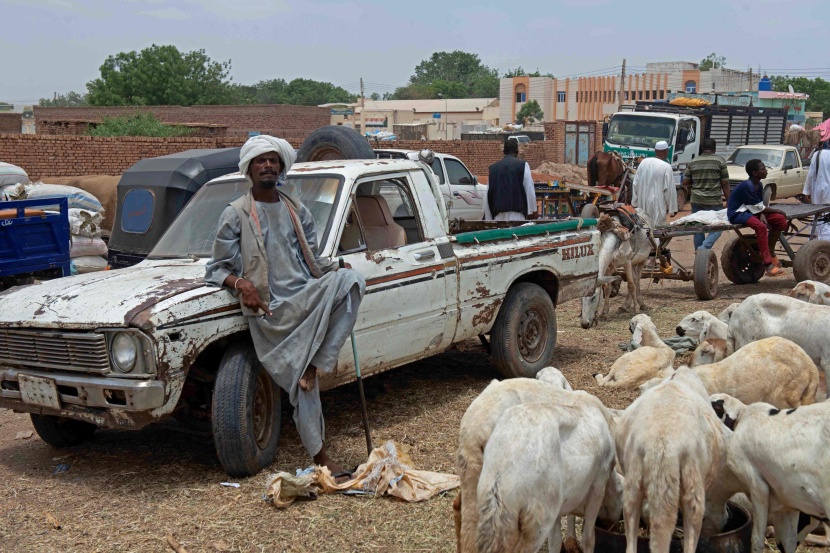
<box><xmin>0</xmin><ymin>197</ymin><xmax>71</xmax><ymax>278</ymax></box>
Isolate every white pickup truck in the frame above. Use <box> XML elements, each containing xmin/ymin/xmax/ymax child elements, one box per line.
<box><xmin>726</xmin><ymin>144</ymin><xmax>809</xmax><ymax>202</ymax></box>
<box><xmin>0</xmin><ymin>157</ymin><xmax>600</xmax><ymax>475</ymax></box>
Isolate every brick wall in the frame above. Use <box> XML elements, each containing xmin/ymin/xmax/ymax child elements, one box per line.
<box><xmin>544</xmin><ymin>120</ymin><xmax>603</xmax><ymax>164</ymax></box>
<box><xmin>34</xmin><ymin>104</ymin><xmax>330</xmax><ymax>140</ymax></box>
<box><xmin>0</xmin><ymin>134</ymin><xmax>568</xmax><ymax>181</ymax></box>
<box><xmin>0</xmin><ymin>113</ymin><xmax>21</xmax><ymax>133</ymax></box>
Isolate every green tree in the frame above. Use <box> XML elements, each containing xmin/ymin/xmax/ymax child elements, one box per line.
<box><xmin>38</xmin><ymin>91</ymin><xmax>88</xmax><ymax>107</ymax></box>
<box><xmin>281</xmin><ymin>78</ymin><xmax>356</xmax><ymax>105</ymax></box>
<box><xmin>86</xmin><ymin>44</ymin><xmax>234</xmax><ymax>106</ymax></box>
<box><xmin>699</xmin><ymin>53</ymin><xmax>726</xmax><ymax>71</ymax></box>
<box><xmin>370</xmin><ymin>92</ymin><xmax>381</xmax><ymax>101</ymax></box>
<box><xmin>393</xmin><ymin>51</ymin><xmax>499</xmax><ymax>99</ymax></box>
<box><xmin>515</xmin><ymin>99</ymin><xmax>544</xmax><ymax>125</ymax></box>
<box><xmin>501</xmin><ymin>67</ymin><xmax>555</xmax><ymax>78</ymax></box>
<box><xmin>770</xmin><ymin>76</ymin><xmax>830</xmax><ymax>118</ymax></box>
<box><xmin>86</xmin><ymin>113</ymin><xmax>192</xmax><ymax>137</ymax></box>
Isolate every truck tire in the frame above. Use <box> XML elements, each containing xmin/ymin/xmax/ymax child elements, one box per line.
<box><xmin>30</xmin><ymin>414</ymin><xmax>96</xmax><ymax>447</ymax></box>
<box><xmin>490</xmin><ymin>283</ymin><xmax>557</xmax><ymax>379</ymax></box>
<box><xmin>693</xmin><ymin>248</ymin><xmax>719</xmax><ymax>300</ymax></box>
<box><xmin>793</xmin><ymin>239</ymin><xmax>830</xmax><ymax>284</ymax></box>
<box><xmin>296</xmin><ymin>126</ymin><xmax>375</xmax><ymax>162</ymax></box>
<box><xmin>212</xmin><ymin>342</ymin><xmax>281</xmax><ymax>477</ymax></box>
<box><xmin>721</xmin><ymin>237</ymin><xmax>764</xmax><ymax>284</ymax></box>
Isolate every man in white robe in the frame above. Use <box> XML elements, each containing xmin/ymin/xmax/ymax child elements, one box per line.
<box><xmin>205</xmin><ymin>135</ymin><xmax>365</xmax><ymax>479</ymax></box>
<box><xmin>803</xmin><ymin>145</ymin><xmax>830</xmax><ymax>239</ymax></box>
<box><xmin>631</xmin><ymin>140</ymin><xmax>678</xmax><ymax>227</ymax></box>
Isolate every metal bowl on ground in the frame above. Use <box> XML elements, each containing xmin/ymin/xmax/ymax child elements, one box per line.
<box><xmin>594</xmin><ymin>501</ymin><xmax>751</xmax><ymax>553</ymax></box>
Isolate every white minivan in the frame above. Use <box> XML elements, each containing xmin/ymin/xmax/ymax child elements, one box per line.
<box><xmin>375</xmin><ymin>149</ymin><xmax>486</xmax><ymax>220</ymax></box>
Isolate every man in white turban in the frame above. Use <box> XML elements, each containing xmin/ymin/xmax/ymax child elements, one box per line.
<box><xmin>631</xmin><ymin>140</ymin><xmax>678</xmax><ymax>226</ymax></box>
<box><xmin>205</xmin><ymin>135</ymin><xmax>366</xmax><ymax>479</ymax></box>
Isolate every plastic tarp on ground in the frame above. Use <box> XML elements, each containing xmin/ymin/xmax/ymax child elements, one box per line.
<box><xmin>265</xmin><ymin>441</ymin><xmax>459</xmax><ymax>508</ymax></box>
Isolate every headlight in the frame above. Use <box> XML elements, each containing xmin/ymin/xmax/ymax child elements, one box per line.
<box><xmin>111</xmin><ymin>332</ymin><xmax>137</xmax><ymax>373</ymax></box>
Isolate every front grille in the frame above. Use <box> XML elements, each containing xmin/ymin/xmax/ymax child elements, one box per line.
<box><xmin>0</xmin><ymin>329</ymin><xmax>111</xmax><ymax>373</ymax></box>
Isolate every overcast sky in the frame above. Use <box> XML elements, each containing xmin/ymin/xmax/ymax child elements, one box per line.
<box><xmin>3</xmin><ymin>0</ymin><xmax>828</xmax><ymax>105</ymax></box>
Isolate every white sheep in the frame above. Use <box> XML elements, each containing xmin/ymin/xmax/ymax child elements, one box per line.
<box><xmin>718</xmin><ymin>303</ymin><xmax>740</xmax><ymax>323</ymax></box>
<box><xmin>689</xmin><ymin>338</ymin><xmax>730</xmax><ymax>367</ymax></box>
<box><xmin>709</xmin><ymin>393</ymin><xmax>830</xmax><ymax>553</ymax></box>
<box><xmin>728</xmin><ymin>293</ymin><xmax>830</xmax><ymax>395</ymax></box>
<box><xmin>475</xmin><ymin>399</ymin><xmax>617</xmax><ymax>553</ymax></box>
<box><xmin>787</xmin><ymin>279</ymin><xmax>830</xmax><ymax>305</ymax></box>
<box><xmin>691</xmin><ymin>337</ymin><xmax>818</xmax><ymax>408</ymax></box>
<box><xmin>594</xmin><ymin>314</ymin><xmax>675</xmax><ymax>388</ymax></box>
<box><xmin>615</xmin><ymin>368</ymin><xmax>728</xmax><ymax>553</ymax></box>
<box><xmin>642</xmin><ymin>337</ymin><xmax>818</xmax><ymax>408</ymax></box>
<box><xmin>535</xmin><ymin>366</ymin><xmax>573</xmax><ymax>390</ymax></box>
<box><xmin>456</xmin><ymin>376</ymin><xmax>595</xmax><ymax>553</ymax></box>
<box><xmin>675</xmin><ymin>310</ymin><xmax>728</xmax><ymax>341</ymax></box>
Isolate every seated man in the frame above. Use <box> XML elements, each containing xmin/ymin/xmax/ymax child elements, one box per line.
<box><xmin>726</xmin><ymin>158</ymin><xmax>787</xmax><ymax>277</ymax></box>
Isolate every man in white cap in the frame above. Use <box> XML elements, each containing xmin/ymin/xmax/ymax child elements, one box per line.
<box><xmin>631</xmin><ymin>140</ymin><xmax>678</xmax><ymax>226</ymax></box>
<box><xmin>205</xmin><ymin>135</ymin><xmax>365</xmax><ymax>479</ymax></box>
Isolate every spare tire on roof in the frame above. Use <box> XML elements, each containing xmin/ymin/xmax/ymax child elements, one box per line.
<box><xmin>296</xmin><ymin>126</ymin><xmax>375</xmax><ymax>162</ymax></box>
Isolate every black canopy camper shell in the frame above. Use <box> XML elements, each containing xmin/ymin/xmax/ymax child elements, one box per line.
<box><xmin>108</xmin><ymin>148</ymin><xmax>241</xmax><ymax>269</ymax></box>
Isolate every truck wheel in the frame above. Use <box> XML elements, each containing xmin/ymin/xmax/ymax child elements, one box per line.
<box><xmin>579</xmin><ymin>203</ymin><xmax>600</xmax><ymax>219</ymax></box>
<box><xmin>30</xmin><ymin>414</ymin><xmax>96</xmax><ymax>447</ymax></box>
<box><xmin>721</xmin><ymin>237</ymin><xmax>764</xmax><ymax>284</ymax></box>
<box><xmin>296</xmin><ymin>126</ymin><xmax>375</xmax><ymax>162</ymax></box>
<box><xmin>693</xmin><ymin>248</ymin><xmax>719</xmax><ymax>300</ymax></box>
<box><xmin>793</xmin><ymin>240</ymin><xmax>830</xmax><ymax>284</ymax></box>
<box><xmin>490</xmin><ymin>283</ymin><xmax>557</xmax><ymax>379</ymax></box>
<box><xmin>212</xmin><ymin>342</ymin><xmax>281</xmax><ymax>477</ymax></box>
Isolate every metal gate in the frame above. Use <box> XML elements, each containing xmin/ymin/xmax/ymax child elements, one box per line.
<box><xmin>565</xmin><ymin>123</ymin><xmax>596</xmax><ymax>166</ymax></box>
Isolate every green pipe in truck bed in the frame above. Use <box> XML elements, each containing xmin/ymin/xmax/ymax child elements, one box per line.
<box><xmin>454</xmin><ymin>218</ymin><xmax>598</xmax><ymax>244</ymax></box>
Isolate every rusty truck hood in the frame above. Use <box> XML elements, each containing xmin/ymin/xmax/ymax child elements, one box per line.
<box><xmin>0</xmin><ymin>261</ymin><xmax>213</xmax><ymax>330</ymax></box>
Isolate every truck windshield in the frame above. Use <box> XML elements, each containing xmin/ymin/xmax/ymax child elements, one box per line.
<box><xmin>606</xmin><ymin>115</ymin><xmax>676</xmax><ymax>148</ymax></box>
<box><xmin>727</xmin><ymin>148</ymin><xmax>784</xmax><ymax>169</ymax></box>
<box><xmin>148</xmin><ymin>175</ymin><xmax>343</xmax><ymax>259</ymax></box>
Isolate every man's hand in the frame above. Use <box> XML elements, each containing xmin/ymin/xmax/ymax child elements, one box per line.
<box><xmin>236</xmin><ymin>278</ymin><xmax>272</xmax><ymax>316</ymax></box>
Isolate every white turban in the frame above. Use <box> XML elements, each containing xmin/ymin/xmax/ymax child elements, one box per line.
<box><xmin>238</xmin><ymin>135</ymin><xmax>297</xmax><ymax>185</ymax></box>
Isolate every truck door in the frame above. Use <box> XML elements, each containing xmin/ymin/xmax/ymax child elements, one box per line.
<box><xmin>335</xmin><ymin>173</ymin><xmax>454</xmax><ymax>375</ymax></box>
<box><xmin>780</xmin><ymin>149</ymin><xmax>804</xmax><ymax>198</ymax></box>
<box><xmin>443</xmin><ymin>157</ymin><xmax>484</xmax><ymax>220</ymax></box>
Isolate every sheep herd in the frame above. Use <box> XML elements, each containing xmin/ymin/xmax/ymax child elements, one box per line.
<box><xmin>454</xmin><ymin>280</ymin><xmax>830</xmax><ymax>553</ymax></box>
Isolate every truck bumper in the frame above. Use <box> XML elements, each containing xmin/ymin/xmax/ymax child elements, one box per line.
<box><xmin>0</xmin><ymin>367</ymin><xmax>165</xmax><ymax>417</ymax></box>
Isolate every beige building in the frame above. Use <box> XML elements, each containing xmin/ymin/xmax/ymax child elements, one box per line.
<box><xmin>322</xmin><ymin>98</ymin><xmax>499</xmax><ymax>140</ymax></box>
<box><xmin>500</xmin><ymin>61</ymin><xmax>759</xmax><ymax>124</ymax></box>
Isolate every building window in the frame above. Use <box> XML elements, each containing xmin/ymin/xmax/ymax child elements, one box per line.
<box><xmin>645</xmin><ymin>90</ymin><xmax>650</xmax><ymax>100</ymax></box>
<box><xmin>515</xmin><ymin>83</ymin><xmax>526</xmax><ymax>103</ymax></box>
<box><xmin>685</xmin><ymin>80</ymin><xmax>697</xmax><ymax>93</ymax></box>
<box><xmin>638</xmin><ymin>91</ymin><xmax>643</xmax><ymax>100</ymax></box>
<box><xmin>557</xmin><ymin>91</ymin><xmax>566</xmax><ymax>102</ymax></box>
<box><xmin>659</xmin><ymin>90</ymin><xmax>665</xmax><ymax>100</ymax></box>
<box><xmin>624</xmin><ymin>91</ymin><xmax>629</xmax><ymax>101</ymax></box>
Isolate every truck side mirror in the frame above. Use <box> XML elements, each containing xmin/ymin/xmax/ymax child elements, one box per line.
<box><xmin>602</xmin><ymin>122</ymin><xmax>609</xmax><ymax>139</ymax></box>
<box><xmin>678</xmin><ymin>128</ymin><xmax>689</xmax><ymax>145</ymax></box>
<box><xmin>472</xmin><ymin>175</ymin><xmax>478</xmax><ymax>185</ymax></box>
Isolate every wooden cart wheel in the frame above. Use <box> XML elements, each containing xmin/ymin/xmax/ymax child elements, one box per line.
<box><xmin>579</xmin><ymin>203</ymin><xmax>600</xmax><ymax>219</ymax></box>
<box><xmin>721</xmin><ymin>236</ymin><xmax>764</xmax><ymax>285</ymax></box>
<box><xmin>693</xmin><ymin>248</ymin><xmax>719</xmax><ymax>300</ymax></box>
<box><xmin>793</xmin><ymin>239</ymin><xmax>830</xmax><ymax>284</ymax></box>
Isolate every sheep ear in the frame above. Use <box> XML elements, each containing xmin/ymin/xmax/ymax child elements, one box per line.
<box><xmin>632</xmin><ymin>325</ymin><xmax>643</xmax><ymax>345</ymax></box>
<box><xmin>700</xmin><ymin>321</ymin><xmax>710</xmax><ymax>342</ymax></box>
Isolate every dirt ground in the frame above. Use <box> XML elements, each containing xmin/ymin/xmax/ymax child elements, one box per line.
<box><xmin>0</xmin><ymin>205</ymin><xmax>826</xmax><ymax>553</ymax></box>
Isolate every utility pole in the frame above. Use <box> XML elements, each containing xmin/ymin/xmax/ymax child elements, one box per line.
<box><xmin>617</xmin><ymin>59</ymin><xmax>626</xmax><ymax>110</ymax></box>
<box><xmin>360</xmin><ymin>78</ymin><xmax>366</xmax><ymax>135</ymax></box>
<box><xmin>748</xmin><ymin>67</ymin><xmax>753</xmax><ymax>92</ymax></box>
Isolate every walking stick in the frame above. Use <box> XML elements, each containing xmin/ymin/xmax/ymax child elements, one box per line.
<box><xmin>340</xmin><ymin>258</ymin><xmax>373</xmax><ymax>456</ymax></box>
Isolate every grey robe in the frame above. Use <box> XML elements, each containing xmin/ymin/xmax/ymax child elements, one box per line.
<box><xmin>205</xmin><ymin>199</ymin><xmax>365</xmax><ymax>456</ymax></box>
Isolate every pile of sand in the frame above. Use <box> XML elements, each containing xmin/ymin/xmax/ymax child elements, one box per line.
<box><xmin>533</xmin><ymin>162</ymin><xmax>588</xmax><ymax>186</ymax></box>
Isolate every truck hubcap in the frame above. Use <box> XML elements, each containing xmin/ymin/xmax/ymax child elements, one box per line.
<box><xmin>253</xmin><ymin>371</ymin><xmax>275</xmax><ymax>450</ymax></box>
<box><xmin>518</xmin><ymin>308</ymin><xmax>546</xmax><ymax>362</ymax></box>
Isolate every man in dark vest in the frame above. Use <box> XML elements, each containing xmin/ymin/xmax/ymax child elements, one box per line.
<box><xmin>483</xmin><ymin>138</ymin><xmax>538</xmax><ymax>220</ymax></box>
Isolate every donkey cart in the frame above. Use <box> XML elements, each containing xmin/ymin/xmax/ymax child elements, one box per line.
<box><xmin>643</xmin><ymin>203</ymin><xmax>830</xmax><ymax>300</ymax></box>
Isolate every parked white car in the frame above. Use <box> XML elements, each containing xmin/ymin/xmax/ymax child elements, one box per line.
<box><xmin>727</xmin><ymin>145</ymin><xmax>808</xmax><ymax>201</ymax></box>
<box><xmin>375</xmin><ymin>149</ymin><xmax>486</xmax><ymax>220</ymax></box>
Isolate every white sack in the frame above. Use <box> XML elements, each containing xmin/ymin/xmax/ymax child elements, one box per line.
<box><xmin>70</xmin><ymin>235</ymin><xmax>107</xmax><ymax>258</ymax></box>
